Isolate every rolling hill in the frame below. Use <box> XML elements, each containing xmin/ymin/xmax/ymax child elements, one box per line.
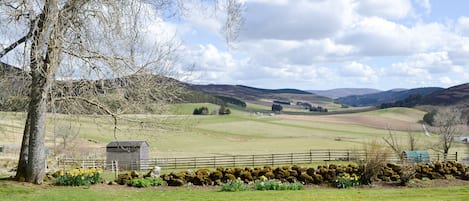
<box><xmin>419</xmin><ymin>83</ymin><xmax>469</xmax><ymax>105</ymax></box>
<box><xmin>187</xmin><ymin>84</ymin><xmax>335</xmax><ymax>108</ymax></box>
<box><xmin>308</xmin><ymin>88</ymin><xmax>381</xmax><ymax>99</ymax></box>
<box><xmin>336</xmin><ymin>87</ymin><xmax>444</xmax><ymax>107</ymax></box>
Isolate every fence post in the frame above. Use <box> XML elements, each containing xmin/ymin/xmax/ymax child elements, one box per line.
<box><xmin>328</xmin><ymin>150</ymin><xmax>331</xmax><ymax>161</ymax></box>
<box><xmin>213</xmin><ymin>156</ymin><xmax>216</xmax><ymax>168</ymax></box>
<box><xmin>271</xmin><ymin>154</ymin><xmax>274</xmax><ymax>167</ymax></box>
<box><xmin>252</xmin><ymin>155</ymin><xmax>255</xmax><ymax>167</ymax></box>
<box><xmin>112</xmin><ymin>160</ymin><xmax>119</xmax><ymax>180</ymax></box>
<box><xmin>290</xmin><ymin>153</ymin><xmax>293</xmax><ymax>165</ymax></box>
<box><xmin>347</xmin><ymin>150</ymin><xmax>350</xmax><ymax>161</ymax></box>
<box><xmin>437</xmin><ymin>153</ymin><xmax>440</xmax><ymax>161</ymax></box>
<box><xmin>309</xmin><ymin>150</ymin><xmax>312</xmax><ymax>164</ymax></box>
<box><xmin>455</xmin><ymin>152</ymin><xmax>458</xmax><ymax>161</ymax></box>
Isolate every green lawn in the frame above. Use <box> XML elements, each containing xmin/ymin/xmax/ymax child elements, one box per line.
<box><xmin>0</xmin><ymin>180</ymin><xmax>468</xmax><ymax>201</ymax></box>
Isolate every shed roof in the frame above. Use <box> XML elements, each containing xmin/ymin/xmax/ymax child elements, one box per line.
<box><xmin>106</xmin><ymin>140</ymin><xmax>149</xmax><ymax>148</ymax></box>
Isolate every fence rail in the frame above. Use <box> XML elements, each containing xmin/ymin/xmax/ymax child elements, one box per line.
<box><xmin>57</xmin><ymin>150</ymin><xmax>458</xmax><ymax>170</ymax></box>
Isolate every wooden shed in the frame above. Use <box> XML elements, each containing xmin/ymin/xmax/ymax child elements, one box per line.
<box><xmin>106</xmin><ymin>140</ymin><xmax>150</xmax><ymax>170</ymax></box>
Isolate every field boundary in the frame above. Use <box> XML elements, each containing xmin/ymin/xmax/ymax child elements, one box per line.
<box><xmin>56</xmin><ymin>149</ymin><xmax>459</xmax><ymax>170</ymax></box>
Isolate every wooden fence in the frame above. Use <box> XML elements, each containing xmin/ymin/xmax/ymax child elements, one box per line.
<box><xmin>56</xmin><ymin>149</ymin><xmax>459</xmax><ymax>170</ymax></box>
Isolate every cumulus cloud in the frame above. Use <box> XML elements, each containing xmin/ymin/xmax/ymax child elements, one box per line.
<box><xmin>240</xmin><ymin>0</ymin><xmax>354</xmax><ymax>40</ymax></box>
<box><xmin>356</xmin><ymin>0</ymin><xmax>413</xmax><ymax>19</ymax></box>
<box><xmin>413</xmin><ymin>0</ymin><xmax>431</xmax><ymax>15</ymax></box>
<box><xmin>338</xmin><ymin>17</ymin><xmax>452</xmax><ymax>56</ymax></box>
<box><xmin>237</xmin><ymin>38</ymin><xmax>355</xmax><ymax>67</ymax></box>
<box><xmin>175</xmin><ymin>0</ymin><xmax>469</xmax><ymax>89</ymax></box>
<box><xmin>439</xmin><ymin>76</ymin><xmax>460</xmax><ymax>85</ymax></box>
<box><xmin>457</xmin><ymin>16</ymin><xmax>469</xmax><ymax>35</ymax></box>
<box><xmin>339</xmin><ymin>62</ymin><xmax>378</xmax><ymax>84</ymax></box>
<box><xmin>390</xmin><ymin>52</ymin><xmax>461</xmax><ymax>75</ymax></box>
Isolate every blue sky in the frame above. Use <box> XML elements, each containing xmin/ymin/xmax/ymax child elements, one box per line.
<box><xmin>1</xmin><ymin>0</ymin><xmax>468</xmax><ymax>91</ymax></box>
<box><xmin>172</xmin><ymin>0</ymin><xmax>469</xmax><ymax>90</ymax></box>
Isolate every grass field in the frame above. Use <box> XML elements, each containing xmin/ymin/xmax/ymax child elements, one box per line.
<box><xmin>0</xmin><ymin>105</ymin><xmax>466</xmax><ymax>159</ymax></box>
<box><xmin>0</xmin><ymin>104</ymin><xmax>464</xmax><ymax>157</ymax></box>
<box><xmin>0</xmin><ymin>179</ymin><xmax>468</xmax><ymax>201</ymax></box>
<box><xmin>0</xmin><ymin>104</ymin><xmax>468</xmax><ymax>200</ymax></box>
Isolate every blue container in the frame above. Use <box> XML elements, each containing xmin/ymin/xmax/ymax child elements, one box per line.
<box><xmin>403</xmin><ymin>150</ymin><xmax>430</xmax><ymax>163</ymax></box>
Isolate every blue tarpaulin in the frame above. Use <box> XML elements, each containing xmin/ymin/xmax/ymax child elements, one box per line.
<box><xmin>403</xmin><ymin>150</ymin><xmax>430</xmax><ymax>163</ymax></box>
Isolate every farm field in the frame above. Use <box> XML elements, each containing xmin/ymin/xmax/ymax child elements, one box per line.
<box><xmin>0</xmin><ymin>105</ymin><xmax>466</xmax><ymax>160</ymax></box>
<box><xmin>0</xmin><ymin>179</ymin><xmax>469</xmax><ymax>201</ymax></box>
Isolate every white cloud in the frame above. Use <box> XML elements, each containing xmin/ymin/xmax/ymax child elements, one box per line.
<box><xmin>240</xmin><ymin>0</ymin><xmax>354</xmax><ymax>40</ymax></box>
<box><xmin>238</xmin><ymin>38</ymin><xmax>355</xmax><ymax>67</ymax></box>
<box><xmin>457</xmin><ymin>16</ymin><xmax>469</xmax><ymax>35</ymax></box>
<box><xmin>338</xmin><ymin>17</ymin><xmax>452</xmax><ymax>56</ymax></box>
<box><xmin>356</xmin><ymin>0</ymin><xmax>413</xmax><ymax>19</ymax></box>
<box><xmin>385</xmin><ymin>51</ymin><xmax>466</xmax><ymax>87</ymax></box>
<box><xmin>439</xmin><ymin>76</ymin><xmax>459</xmax><ymax>85</ymax></box>
<box><xmin>413</xmin><ymin>0</ymin><xmax>431</xmax><ymax>15</ymax></box>
<box><xmin>174</xmin><ymin>1</ymin><xmax>469</xmax><ymax>89</ymax></box>
<box><xmin>339</xmin><ymin>61</ymin><xmax>378</xmax><ymax>83</ymax></box>
<box><xmin>340</xmin><ymin>62</ymin><xmax>376</xmax><ymax>76</ymax></box>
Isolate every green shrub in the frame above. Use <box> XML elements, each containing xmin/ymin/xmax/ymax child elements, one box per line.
<box><xmin>255</xmin><ymin>180</ymin><xmax>303</xmax><ymax>191</ymax></box>
<box><xmin>220</xmin><ymin>179</ymin><xmax>249</xmax><ymax>192</ymax></box>
<box><xmin>129</xmin><ymin>178</ymin><xmax>164</xmax><ymax>188</ymax></box>
<box><xmin>56</xmin><ymin>167</ymin><xmax>102</xmax><ymax>186</ymax></box>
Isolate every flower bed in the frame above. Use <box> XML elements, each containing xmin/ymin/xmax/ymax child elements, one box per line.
<box><xmin>55</xmin><ymin>167</ymin><xmax>103</xmax><ymax>186</ymax></box>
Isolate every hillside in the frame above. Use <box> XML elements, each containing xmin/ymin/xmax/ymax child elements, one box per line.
<box><xmin>308</xmin><ymin>88</ymin><xmax>381</xmax><ymax>99</ymax></box>
<box><xmin>337</xmin><ymin>87</ymin><xmax>443</xmax><ymax>107</ymax></box>
<box><xmin>419</xmin><ymin>83</ymin><xmax>469</xmax><ymax>106</ymax></box>
<box><xmin>187</xmin><ymin>84</ymin><xmax>335</xmax><ymax>108</ymax></box>
<box><xmin>0</xmin><ymin>63</ymin><xmax>29</xmax><ymax>111</ymax></box>
<box><xmin>0</xmin><ymin>62</ymin><xmax>23</xmax><ymax>76</ymax></box>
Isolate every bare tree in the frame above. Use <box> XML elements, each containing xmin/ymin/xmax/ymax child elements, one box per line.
<box><xmin>55</xmin><ymin>122</ymin><xmax>80</xmax><ymax>151</ymax></box>
<box><xmin>383</xmin><ymin>129</ymin><xmax>418</xmax><ymax>162</ymax></box>
<box><xmin>0</xmin><ymin>0</ymin><xmax>243</xmax><ymax>184</ymax></box>
<box><xmin>431</xmin><ymin>107</ymin><xmax>464</xmax><ymax>161</ymax></box>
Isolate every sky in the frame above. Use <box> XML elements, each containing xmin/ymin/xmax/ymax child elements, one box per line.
<box><xmin>1</xmin><ymin>0</ymin><xmax>468</xmax><ymax>91</ymax></box>
<box><xmin>169</xmin><ymin>0</ymin><xmax>469</xmax><ymax>90</ymax></box>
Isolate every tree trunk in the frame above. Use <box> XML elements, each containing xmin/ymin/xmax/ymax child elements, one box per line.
<box><xmin>15</xmin><ymin>0</ymin><xmax>61</xmax><ymax>184</ymax></box>
<box><xmin>25</xmin><ymin>71</ymin><xmax>50</xmax><ymax>183</ymax></box>
<box><xmin>15</xmin><ymin>114</ymin><xmax>30</xmax><ymax>181</ymax></box>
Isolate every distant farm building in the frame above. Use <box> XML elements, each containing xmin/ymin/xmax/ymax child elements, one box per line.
<box><xmin>273</xmin><ymin>100</ymin><xmax>291</xmax><ymax>105</ymax></box>
<box><xmin>457</xmin><ymin>136</ymin><xmax>469</xmax><ymax>144</ymax></box>
<box><xmin>106</xmin><ymin>140</ymin><xmax>150</xmax><ymax>170</ymax></box>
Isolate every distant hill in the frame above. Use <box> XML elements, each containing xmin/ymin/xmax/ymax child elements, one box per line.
<box><xmin>337</xmin><ymin>87</ymin><xmax>444</xmax><ymax>107</ymax></box>
<box><xmin>419</xmin><ymin>83</ymin><xmax>469</xmax><ymax>105</ymax></box>
<box><xmin>308</xmin><ymin>88</ymin><xmax>381</xmax><ymax>99</ymax></box>
<box><xmin>238</xmin><ymin>85</ymin><xmax>312</xmax><ymax>94</ymax></box>
<box><xmin>187</xmin><ymin>84</ymin><xmax>333</xmax><ymax>107</ymax></box>
<box><xmin>0</xmin><ymin>62</ymin><xmax>24</xmax><ymax>76</ymax></box>
<box><xmin>189</xmin><ymin>84</ymin><xmax>312</xmax><ymax>98</ymax></box>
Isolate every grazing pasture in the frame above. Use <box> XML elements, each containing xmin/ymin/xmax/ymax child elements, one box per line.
<box><xmin>0</xmin><ymin>106</ymin><xmax>466</xmax><ymax>159</ymax></box>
